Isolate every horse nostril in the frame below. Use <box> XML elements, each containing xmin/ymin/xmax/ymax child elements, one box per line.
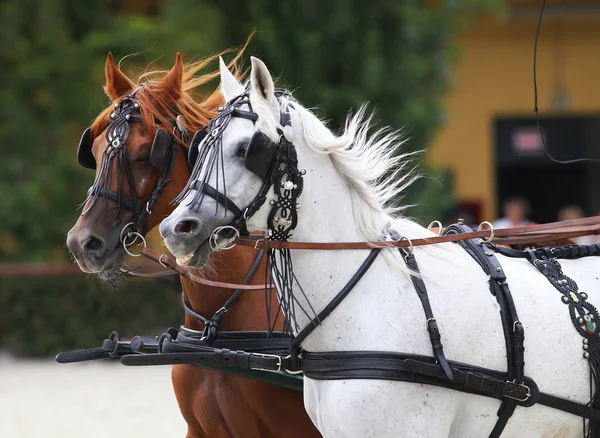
<box><xmin>82</xmin><ymin>235</ymin><xmax>106</xmax><ymax>256</ymax></box>
<box><xmin>175</xmin><ymin>219</ymin><xmax>200</xmax><ymax>235</ymax></box>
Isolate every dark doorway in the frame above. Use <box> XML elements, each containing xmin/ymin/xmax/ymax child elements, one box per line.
<box><xmin>495</xmin><ymin>115</ymin><xmax>600</xmax><ymax>223</ymax></box>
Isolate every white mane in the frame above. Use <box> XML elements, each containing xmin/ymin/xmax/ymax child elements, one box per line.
<box><xmin>249</xmin><ymin>89</ymin><xmax>467</xmax><ymax>279</ymax></box>
<box><xmin>289</xmin><ymin>100</ymin><xmax>420</xmax><ymax>241</ymax></box>
<box><xmin>250</xmin><ymin>90</ymin><xmax>420</xmax><ymax>240</ymax></box>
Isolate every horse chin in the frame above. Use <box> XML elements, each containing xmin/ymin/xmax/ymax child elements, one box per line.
<box><xmin>76</xmin><ymin>245</ymin><xmax>125</xmax><ymax>278</ymax></box>
<box><xmin>179</xmin><ymin>239</ymin><xmax>211</xmax><ymax>269</ymax></box>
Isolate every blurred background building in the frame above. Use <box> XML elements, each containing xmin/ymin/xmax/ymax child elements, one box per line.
<box><xmin>430</xmin><ymin>0</ymin><xmax>600</xmax><ymax>224</ymax></box>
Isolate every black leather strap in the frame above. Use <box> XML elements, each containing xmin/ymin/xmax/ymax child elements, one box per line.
<box><xmin>121</xmin><ymin>347</ymin><xmax>291</xmax><ymax>371</ymax></box>
<box><xmin>539</xmin><ymin>393</ymin><xmax>600</xmax><ymax>422</ymax></box>
<box><xmin>443</xmin><ymin>223</ymin><xmax>525</xmax><ymax>438</ymax></box>
<box><xmin>291</xmin><ymin>249</ymin><xmax>381</xmax><ymax>348</ymax></box>
<box><xmin>402</xmin><ymin>251</ymin><xmax>453</xmax><ymax>380</ymax></box>
<box><xmin>190</xmin><ymin>180</ymin><xmax>243</xmax><ymax>218</ymax></box>
<box><xmin>494</xmin><ymin>243</ymin><xmax>600</xmax><ymax>261</ymax></box>
<box><xmin>300</xmin><ymin>350</ymin><xmax>536</xmax><ymax>406</ymax></box>
<box><xmin>86</xmin><ymin>186</ymin><xmax>137</xmax><ymax>211</ymax></box>
<box><xmin>181</xmin><ymin>249</ymin><xmax>266</xmax><ymax>343</ymax></box>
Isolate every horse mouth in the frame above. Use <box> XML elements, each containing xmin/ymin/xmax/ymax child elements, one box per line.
<box><xmin>175</xmin><ymin>239</ymin><xmax>211</xmax><ymax>268</ymax></box>
<box><xmin>72</xmin><ymin>243</ymin><xmax>124</xmax><ymax>275</ymax></box>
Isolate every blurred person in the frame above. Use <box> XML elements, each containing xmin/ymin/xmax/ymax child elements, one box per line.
<box><xmin>558</xmin><ymin>204</ymin><xmax>599</xmax><ymax>245</ymax></box>
<box><xmin>493</xmin><ymin>196</ymin><xmax>531</xmax><ymax>229</ymax></box>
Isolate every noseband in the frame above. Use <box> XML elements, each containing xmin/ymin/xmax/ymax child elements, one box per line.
<box><xmin>78</xmin><ymin>85</ymin><xmax>188</xmax><ymax>241</ymax></box>
<box><xmin>176</xmin><ymin>91</ymin><xmax>304</xmax><ymax>242</ymax></box>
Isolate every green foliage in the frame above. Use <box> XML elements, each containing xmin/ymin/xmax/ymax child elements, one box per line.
<box><xmin>0</xmin><ymin>275</ymin><xmax>182</xmax><ymax>356</ymax></box>
<box><xmin>0</xmin><ymin>0</ymin><xmax>502</xmax><ymax>262</ymax></box>
<box><xmin>0</xmin><ymin>0</ymin><xmax>503</xmax><ymax>355</ymax></box>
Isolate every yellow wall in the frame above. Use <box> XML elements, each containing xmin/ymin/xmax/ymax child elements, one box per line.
<box><xmin>427</xmin><ymin>11</ymin><xmax>600</xmax><ymax>219</ymax></box>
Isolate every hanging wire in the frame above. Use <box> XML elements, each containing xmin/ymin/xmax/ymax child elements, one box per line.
<box><xmin>533</xmin><ymin>0</ymin><xmax>600</xmax><ymax>165</ymax></box>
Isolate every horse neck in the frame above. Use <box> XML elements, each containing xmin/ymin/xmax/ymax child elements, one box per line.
<box><xmin>181</xmin><ymin>247</ymin><xmax>278</xmax><ymax>332</ymax></box>
<box><xmin>266</xmin><ymin>120</ymin><xmax>386</xmax><ymax>340</ymax></box>
<box><xmin>292</xmin><ymin>124</ymin><xmax>362</xmax><ymax>244</ymax></box>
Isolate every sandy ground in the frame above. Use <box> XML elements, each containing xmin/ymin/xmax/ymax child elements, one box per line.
<box><xmin>0</xmin><ymin>354</ymin><xmax>187</xmax><ymax>438</ymax></box>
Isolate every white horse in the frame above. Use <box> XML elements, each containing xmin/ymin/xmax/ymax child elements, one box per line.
<box><xmin>159</xmin><ymin>56</ymin><xmax>600</xmax><ymax>437</ymax></box>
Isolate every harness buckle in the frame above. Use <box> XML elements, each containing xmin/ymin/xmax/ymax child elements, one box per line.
<box><xmin>504</xmin><ymin>381</ymin><xmax>531</xmax><ymax>402</ymax></box>
<box><xmin>251</xmin><ymin>352</ymin><xmax>283</xmax><ymax>372</ymax></box>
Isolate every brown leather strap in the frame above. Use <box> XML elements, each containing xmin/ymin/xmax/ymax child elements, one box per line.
<box><xmin>235</xmin><ymin>217</ymin><xmax>600</xmax><ymax>251</ymax></box>
<box><xmin>120</xmin><ymin>268</ymin><xmax>179</xmax><ymax>279</ymax></box>
<box><xmin>140</xmin><ymin>248</ymin><xmax>271</xmax><ymax>290</ymax></box>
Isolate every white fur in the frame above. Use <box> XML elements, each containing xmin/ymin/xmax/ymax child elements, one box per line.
<box><xmin>162</xmin><ymin>58</ymin><xmax>598</xmax><ymax>437</ymax></box>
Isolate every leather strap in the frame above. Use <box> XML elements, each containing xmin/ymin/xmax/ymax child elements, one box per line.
<box><xmin>444</xmin><ymin>223</ymin><xmax>525</xmax><ymax>438</ymax></box>
<box><xmin>494</xmin><ymin>243</ymin><xmax>600</xmax><ymax>261</ymax></box>
<box><xmin>140</xmin><ymin>248</ymin><xmax>271</xmax><ymax>290</ymax></box>
<box><xmin>300</xmin><ymin>350</ymin><xmax>536</xmax><ymax>406</ymax></box>
<box><xmin>403</xmin><ymin>251</ymin><xmax>453</xmax><ymax>380</ymax></box>
<box><xmin>291</xmin><ymin>249</ymin><xmax>380</xmax><ymax>348</ymax></box>
<box><xmin>235</xmin><ymin>216</ymin><xmax>600</xmax><ymax>251</ymax></box>
<box><xmin>190</xmin><ymin>180</ymin><xmax>243</xmax><ymax>218</ymax></box>
<box><xmin>120</xmin><ymin>347</ymin><xmax>291</xmax><ymax>371</ymax></box>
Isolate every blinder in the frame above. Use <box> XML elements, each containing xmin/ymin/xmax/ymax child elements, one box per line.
<box><xmin>77</xmin><ymin>126</ymin><xmax>176</xmax><ymax>173</ymax></box>
<box><xmin>77</xmin><ymin>128</ymin><xmax>95</xmax><ymax>169</ymax></box>
<box><xmin>149</xmin><ymin>127</ymin><xmax>174</xmax><ymax>173</ymax></box>
<box><xmin>187</xmin><ymin>129</ymin><xmax>277</xmax><ymax>183</ymax></box>
<box><xmin>244</xmin><ymin>132</ymin><xmax>278</xmax><ymax>183</ymax></box>
<box><xmin>188</xmin><ymin>129</ymin><xmax>207</xmax><ymax>168</ymax></box>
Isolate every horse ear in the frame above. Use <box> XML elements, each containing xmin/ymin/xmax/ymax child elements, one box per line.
<box><xmin>104</xmin><ymin>52</ymin><xmax>134</xmax><ymax>101</ymax></box>
<box><xmin>160</xmin><ymin>52</ymin><xmax>183</xmax><ymax>100</ymax></box>
<box><xmin>250</xmin><ymin>57</ymin><xmax>274</xmax><ymax>105</ymax></box>
<box><xmin>219</xmin><ymin>56</ymin><xmax>245</xmax><ymax>102</ymax></box>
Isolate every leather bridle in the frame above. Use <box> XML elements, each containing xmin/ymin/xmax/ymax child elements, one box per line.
<box><xmin>175</xmin><ymin>91</ymin><xmax>302</xmax><ymax>243</ymax></box>
<box><xmin>79</xmin><ymin>85</ymin><xmax>187</xmax><ymax>247</ymax></box>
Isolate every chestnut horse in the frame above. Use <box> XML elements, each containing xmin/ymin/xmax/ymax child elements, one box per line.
<box><xmin>66</xmin><ymin>52</ymin><xmax>320</xmax><ymax>438</ymax></box>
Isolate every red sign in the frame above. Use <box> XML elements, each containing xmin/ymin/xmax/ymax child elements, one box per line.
<box><xmin>512</xmin><ymin>127</ymin><xmax>545</xmax><ymax>155</ymax></box>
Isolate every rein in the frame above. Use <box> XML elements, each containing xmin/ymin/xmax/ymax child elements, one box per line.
<box><xmin>235</xmin><ymin>215</ymin><xmax>600</xmax><ymax>251</ymax></box>
<box><xmin>137</xmin><ymin>247</ymin><xmax>271</xmax><ymax>291</ymax></box>
<box><xmin>125</xmin><ymin>214</ymin><xmax>600</xmax><ymax>290</ymax></box>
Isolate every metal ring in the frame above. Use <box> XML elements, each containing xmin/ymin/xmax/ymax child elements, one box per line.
<box><xmin>401</xmin><ymin>236</ymin><xmax>413</xmax><ymax>256</ymax></box>
<box><xmin>243</xmin><ymin>208</ymin><xmax>250</xmax><ymax>221</ymax></box>
<box><xmin>209</xmin><ymin>226</ymin><xmax>239</xmax><ymax>251</ymax></box>
<box><xmin>427</xmin><ymin>220</ymin><xmax>443</xmax><ymax>235</ymax></box>
<box><xmin>477</xmin><ymin>221</ymin><xmax>494</xmax><ymax>244</ymax></box>
<box><xmin>158</xmin><ymin>254</ymin><xmax>169</xmax><ymax>268</ymax></box>
<box><xmin>145</xmin><ymin>202</ymin><xmax>152</xmax><ymax>215</ymax></box>
<box><xmin>122</xmin><ymin>232</ymin><xmax>147</xmax><ymax>257</ymax></box>
<box><xmin>120</xmin><ymin>222</ymin><xmax>138</xmax><ymax>247</ymax></box>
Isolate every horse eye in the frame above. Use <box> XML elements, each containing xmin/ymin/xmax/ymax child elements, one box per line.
<box><xmin>236</xmin><ymin>143</ymin><xmax>248</xmax><ymax>157</ymax></box>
